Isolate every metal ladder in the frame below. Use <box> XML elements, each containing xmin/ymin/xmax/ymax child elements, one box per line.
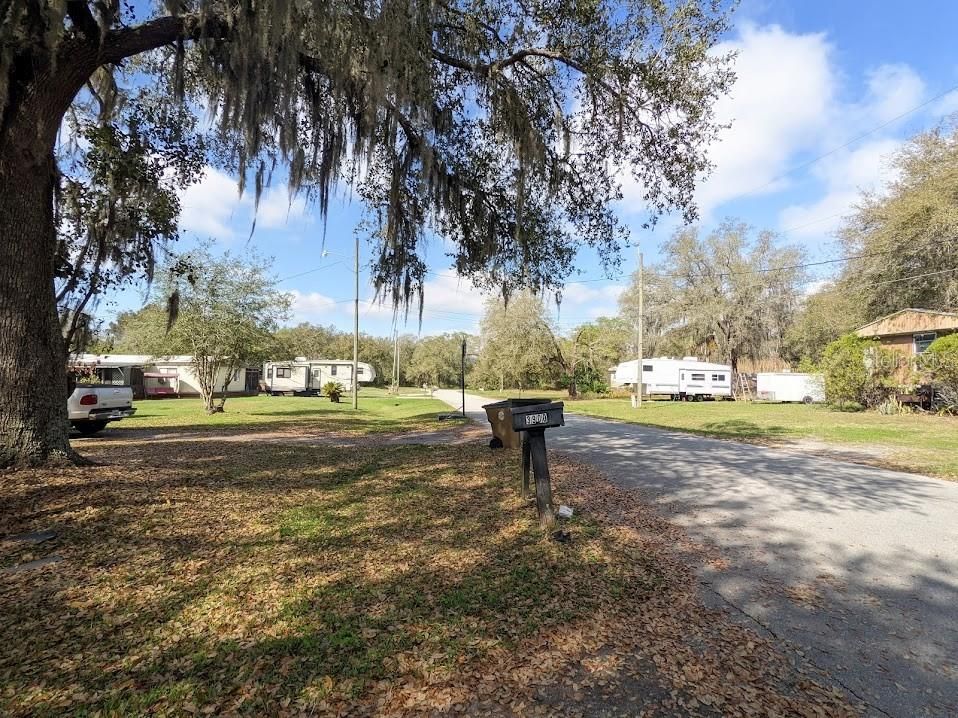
<box><xmin>737</xmin><ymin>372</ymin><xmax>753</xmax><ymax>402</ymax></box>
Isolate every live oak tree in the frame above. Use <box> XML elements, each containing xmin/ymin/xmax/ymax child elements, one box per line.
<box><xmin>407</xmin><ymin>333</ymin><xmax>470</xmax><ymax>387</ymax></box>
<box><xmin>838</xmin><ymin>120</ymin><xmax>958</xmax><ymax>321</ymax></box>
<box><xmin>473</xmin><ymin>291</ymin><xmax>563</xmax><ymax>391</ymax></box>
<box><xmin>0</xmin><ymin>0</ymin><xmax>734</xmax><ymax>465</ymax></box>
<box><xmin>642</xmin><ymin>222</ymin><xmax>806</xmax><ymax>371</ymax></box>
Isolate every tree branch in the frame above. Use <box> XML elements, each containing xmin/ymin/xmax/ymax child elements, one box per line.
<box><xmin>99</xmin><ymin>13</ymin><xmax>230</xmax><ymax>65</ymax></box>
<box><xmin>66</xmin><ymin>1</ymin><xmax>100</xmax><ymax>42</ymax></box>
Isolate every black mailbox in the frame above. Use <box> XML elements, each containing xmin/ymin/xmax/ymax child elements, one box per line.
<box><xmin>510</xmin><ymin>401</ymin><xmax>565</xmax><ymax>432</ymax></box>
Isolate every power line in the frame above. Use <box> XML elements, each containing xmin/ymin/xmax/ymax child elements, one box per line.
<box><xmin>735</xmin><ymin>83</ymin><xmax>958</xmax><ymax>200</ymax></box>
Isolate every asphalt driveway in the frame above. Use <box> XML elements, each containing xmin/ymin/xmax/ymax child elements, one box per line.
<box><xmin>435</xmin><ymin>390</ymin><xmax>958</xmax><ymax>718</ymax></box>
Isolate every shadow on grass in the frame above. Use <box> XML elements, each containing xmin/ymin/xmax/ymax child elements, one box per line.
<box><xmin>697</xmin><ymin>419</ymin><xmax>792</xmax><ymax>441</ymax></box>
<box><xmin>0</xmin><ymin>440</ymin><xmax>660</xmax><ymax>716</ymax></box>
<box><xmin>79</xmin><ymin>411</ymin><xmax>451</xmax><ymax>443</ymax></box>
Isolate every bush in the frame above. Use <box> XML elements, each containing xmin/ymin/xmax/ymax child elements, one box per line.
<box><xmin>820</xmin><ymin>334</ymin><xmax>895</xmax><ymax>409</ymax></box>
<box><xmin>322</xmin><ymin>381</ymin><xmax>345</xmax><ymax>403</ymax></box>
<box><xmin>923</xmin><ymin>334</ymin><xmax>958</xmax><ymax>388</ymax></box>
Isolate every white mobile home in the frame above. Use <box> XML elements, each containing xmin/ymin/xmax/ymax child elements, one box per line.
<box><xmin>263</xmin><ymin>358</ymin><xmax>376</xmax><ymax>394</ymax></box>
<box><xmin>756</xmin><ymin>372</ymin><xmax>824</xmax><ymax>403</ymax></box>
<box><xmin>612</xmin><ymin>357</ymin><xmax>733</xmax><ymax>400</ymax></box>
<box><xmin>72</xmin><ymin>354</ymin><xmax>261</xmax><ymax>399</ymax></box>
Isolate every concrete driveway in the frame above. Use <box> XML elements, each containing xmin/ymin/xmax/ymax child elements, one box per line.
<box><xmin>434</xmin><ymin>390</ymin><xmax>958</xmax><ymax>717</ymax></box>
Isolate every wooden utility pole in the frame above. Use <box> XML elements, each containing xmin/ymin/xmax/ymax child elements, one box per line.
<box><xmin>352</xmin><ymin>234</ymin><xmax>359</xmax><ymax>410</ymax></box>
<box><xmin>391</xmin><ymin>330</ymin><xmax>399</xmax><ymax>394</ymax></box>
<box><xmin>633</xmin><ymin>245</ymin><xmax>644</xmax><ymax>408</ymax></box>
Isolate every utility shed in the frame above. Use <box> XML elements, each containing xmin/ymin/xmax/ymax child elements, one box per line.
<box><xmin>855</xmin><ymin>308</ymin><xmax>958</xmax><ymax>356</ymax></box>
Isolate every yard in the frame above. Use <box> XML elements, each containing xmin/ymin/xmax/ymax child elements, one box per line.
<box><xmin>118</xmin><ymin>394</ymin><xmax>450</xmax><ymax>434</ymax></box>
<box><xmin>570</xmin><ymin>399</ymin><xmax>958</xmax><ymax>479</ymax></box>
<box><xmin>1</xmin><ymin>408</ymin><xmax>856</xmax><ymax>716</ymax></box>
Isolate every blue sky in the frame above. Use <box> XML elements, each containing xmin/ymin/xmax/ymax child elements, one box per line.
<box><xmin>103</xmin><ymin>0</ymin><xmax>958</xmax><ymax>338</ymax></box>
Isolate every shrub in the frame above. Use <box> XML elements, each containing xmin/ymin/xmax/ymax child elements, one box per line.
<box><xmin>323</xmin><ymin>381</ymin><xmax>345</xmax><ymax>403</ymax></box>
<box><xmin>923</xmin><ymin>334</ymin><xmax>958</xmax><ymax>389</ymax></box>
<box><xmin>820</xmin><ymin>334</ymin><xmax>895</xmax><ymax>409</ymax></box>
<box><xmin>922</xmin><ymin>334</ymin><xmax>958</xmax><ymax>413</ymax></box>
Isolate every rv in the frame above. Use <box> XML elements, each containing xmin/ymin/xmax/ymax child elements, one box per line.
<box><xmin>612</xmin><ymin>357</ymin><xmax>733</xmax><ymax>400</ymax></box>
<box><xmin>263</xmin><ymin>358</ymin><xmax>376</xmax><ymax>394</ymax></box>
<box><xmin>756</xmin><ymin>372</ymin><xmax>824</xmax><ymax>403</ymax></box>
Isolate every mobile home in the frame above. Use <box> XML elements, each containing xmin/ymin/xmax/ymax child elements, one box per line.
<box><xmin>612</xmin><ymin>357</ymin><xmax>733</xmax><ymax>400</ymax></box>
<box><xmin>756</xmin><ymin>372</ymin><xmax>824</xmax><ymax>403</ymax></box>
<box><xmin>263</xmin><ymin>358</ymin><xmax>376</xmax><ymax>394</ymax></box>
<box><xmin>72</xmin><ymin>354</ymin><xmax>261</xmax><ymax>399</ymax></box>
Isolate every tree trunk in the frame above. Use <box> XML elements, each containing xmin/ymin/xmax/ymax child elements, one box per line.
<box><xmin>0</xmin><ymin>143</ymin><xmax>76</xmax><ymax>466</ymax></box>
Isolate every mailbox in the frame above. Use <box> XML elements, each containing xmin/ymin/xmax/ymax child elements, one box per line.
<box><xmin>510</xmin><ymin>401</ymin><xmax>565</xmax><ymax>432</ymax></box>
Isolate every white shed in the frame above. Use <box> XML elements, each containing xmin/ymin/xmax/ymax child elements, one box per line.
<box><xmin>756</xmin><ymin>372</ymin><xmax>825</xmax><ymax>403</ymax></box>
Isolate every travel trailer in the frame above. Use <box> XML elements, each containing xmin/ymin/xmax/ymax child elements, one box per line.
<box><xmin>263</xmin><ymin>358</ymin><xmax>376</xmax><ymax>394</ymax></box>
<box><xmin>756</xmin><ymin>372</ymin><xmax>825</xmax><ymax>403</ymax></box>
<box><xmin>612</xmin><ymin>357</ymin><xmax>733</xmax><ymax>400</ymax></box>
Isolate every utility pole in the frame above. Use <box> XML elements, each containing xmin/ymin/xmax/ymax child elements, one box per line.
<box><xmin>460</xmin><ymin>337</ymin><xmax>467</xmax><ymax>418</ymax></box>
<box><xmin>352</xmin><ymin>234</ymin><xmax>359</xmax><ymax>410</ymax></box>
<box><xmin>392</xmin><ymin>330</ymin><xmax>399</xmax><ymax>394</ymax></box>
<box><xmin>633</xmin><ymin>245</ymin><xmax>644</xmax><ymax>409</ymax></box>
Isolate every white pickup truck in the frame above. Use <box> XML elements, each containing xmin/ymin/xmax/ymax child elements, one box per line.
<box><xmin>67</xmin><ymin>373</ymin><xmax>136</xmax><ymax>435</ymax></box>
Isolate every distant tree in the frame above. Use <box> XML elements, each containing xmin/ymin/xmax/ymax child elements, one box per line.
<box><xmin>618</xmin><ymin>269</ymin><xmax>682</xmax><ymax>358</ymax></box>
<box><xmin>839</xmin><ymin>120</ymin><xmax>958</xmax><ymax>320</ymax></box>
<box><xmin>782</xmin><ymin>285</ymin><xmax>865</xmax><ymax>365</ymax></box>
<box><xmin>126</xmin><ymin>249</ymin><xmax>291</xmax><ymax>413</ymax></box>
<box><xmin>473</xmin><ymin>292</ymin><xmax>563</xmax><ymax>391</ymax></box>
<box><xmin>274</xmin><ymin>324</ymin><xmax>343</xmax><ymax>361</ymax></box>
<box><xmin>559</xmin><ymin>318</ymin><xmax>631</xmax><ymax>396</ymax></box>
<box><xmin>407</xmin><ymin>334</ymin><xmax>470</xmax><ymax>387</ymax></box>
<box><xmin>644</xmin><ymin>222</ymin><xmax>807</xmax><ymax>371</ymax></box>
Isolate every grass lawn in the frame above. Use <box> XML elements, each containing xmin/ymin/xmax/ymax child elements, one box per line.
<box><xmin>0</xmin><ymin>433</ymin><xmax>852</xmax><ymax>716</ymax></box>
<box><xmin>122</xmin><ymin>394</ymin><xmax>449</xmax><ymax>434</ymax></box>
<box><xmin>570</xmin><ymin>399</ymin><xmax>958</xmax><ymax>479</ymax></box>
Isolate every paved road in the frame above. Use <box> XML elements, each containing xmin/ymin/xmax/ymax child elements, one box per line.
<box><xmin>434</xmin><ymin>390</ymin><xmax>958</xmax><ymax>717</ymax></box>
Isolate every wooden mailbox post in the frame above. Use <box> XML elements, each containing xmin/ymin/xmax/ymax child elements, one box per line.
<box><xmin>510</xmin><ymin>401</ymin><xmax>565</xmax><ymax>528</ymax></box>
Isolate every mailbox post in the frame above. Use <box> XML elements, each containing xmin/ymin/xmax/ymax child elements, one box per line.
<box><xmin>510</xmin><ymin>402</ymin><xmax>564</xmax><ymax>528</ymax></box>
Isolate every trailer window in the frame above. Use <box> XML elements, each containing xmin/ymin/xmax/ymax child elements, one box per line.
<box><xmin>275</xmin><ymin>367</ymin><xmax>291</xmax><ymax>379</ymax></box>
<box><xmin>691</xmin><ymin>373</ymin><xmax>705</xmax><ymax>381</ymax></box>
<box><xmin>267</xmin><ymin>367</ymin><xmax>273</xmax><ymax>379</ymax></box>
<box><xmin>357</xmin><ymin>367</ymin><xmax>364</xmax><ymax>375</ymax></box>
<box><xmin>712</xmin><ymin>373</ymin><xmax>726</xmax><ymax>381</ymax></box>
<box><xmin>330</xmin><ymin>365</ymin><xmax>337</xmax><ymax>376</ymax></box>
<box><xmin>642</xmin><ymin>364</ymin><xmax>653</xmax><ymax>372</ymax></box>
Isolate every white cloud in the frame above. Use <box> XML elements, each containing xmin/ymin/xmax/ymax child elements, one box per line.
<box><xmin>778</xmin><ymin>137</ymin><xmax>901</xmax><ymax>239</ymax></box>
<box><xmin>692</xmin><ymin>23</ymin><xmax>837</xmax><ymax>214</ymax></box>
<box><xmin>933</xmin><ymin>89</ymin><xmax>958</xmax><ymax>117</ymax></box>
<box><xmin>421</xmin><ymin>273</ymin><xmax>493</xmax><ymax>318</ymax></box>
<box><xmin>620</xmin><ymin>23</ymin><xmax>942</xmax><ymax>233</ymax></box>
<box><xmin>179</xmin><ymin>166</ymin><xmax>247</xmax><ymax>240</ymax></box>
<box><xmin>256</xmin><ymin>186</ymin><xmax>309</xmax><ymax>229</ymax></box>
<box><xmin>288</xmin><ymin>289</ymin><xmax>343</xmax><ymax>323</ymax></box>
<box><xmin>860</xmin><ymin>64</ymin><xmax>925</xmax><ymax>125</ymax></box>
<box><xmin>555</xmin><ymin>282</ymin><xmax>625</xmax><ymax>320</ymax></box>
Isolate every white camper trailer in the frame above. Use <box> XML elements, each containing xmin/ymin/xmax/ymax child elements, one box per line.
<box><xmin>612</xmin><ymin>357</ymin><xmax>733</xmax><ymax>400</ymax></box>
<box><xmin>263</xmin><ymin>358</ymin><xmax>376</xmax><ymax>394</ymax></box>
<box><xmin>756</xmin><ymin>372</ymin><xmax>824</xmax><ymax>403</ymax></box>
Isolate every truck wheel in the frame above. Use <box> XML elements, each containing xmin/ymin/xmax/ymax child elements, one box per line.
<box><xmin>74</xmin><ymin>421</ymin><xmax>108</xmax><ymax>436</ymax></box>
<box><xmin>802</xmin><ymin>395</ymin><xmax>813</xmax><ymax>404</ymax></box>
